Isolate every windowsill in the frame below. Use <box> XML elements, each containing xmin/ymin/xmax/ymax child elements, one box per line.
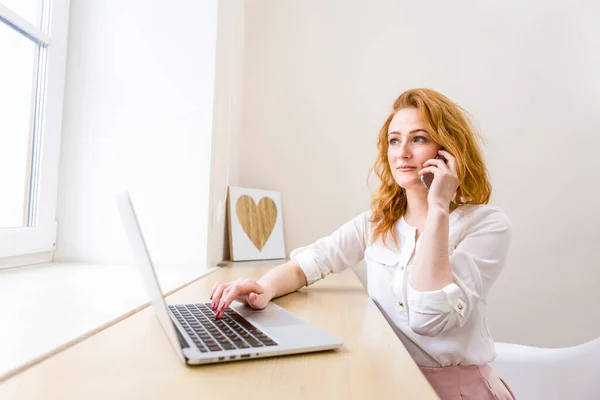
<box><xmin>0</xmin><ymin>261</ymin><xmax>217</xmax><ymax>381</ymax></box>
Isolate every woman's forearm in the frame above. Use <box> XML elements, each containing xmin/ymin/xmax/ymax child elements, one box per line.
<box><xmin>410</xmin><ymin>206</ymin><xmax>454</xmax><ymax>291</ymax></box>
<box><xmin>257</xmin><ymin>259</ymin><xmax>308</xmax><ymax>300</ymax></box>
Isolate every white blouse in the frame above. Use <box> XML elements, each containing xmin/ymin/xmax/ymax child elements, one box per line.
<box><xmin>290</xmin><ymin>204</ymin><xmax>512</xmax><ymax>367</ymax></box>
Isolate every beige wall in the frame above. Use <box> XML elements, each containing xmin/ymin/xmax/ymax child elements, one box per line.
<box><xmin>207</xmin><ymin>0</ymin><xmax>246</xmax><ymax>268</ymax></box>
<box><xmin>211</xmin><ymin>0</ymin><xmax>600</xmax><ymax>348</ymax></box>
<box><xmin>56</xmin><ymin>0</ymin><xmax>218</xmax><ymax>269</ymax></box>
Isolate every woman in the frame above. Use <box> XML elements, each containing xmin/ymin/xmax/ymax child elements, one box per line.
<box><xmin>210</xmin><ymin>88</ymin><xmax>516</xmax><ymax>399</ymax></box>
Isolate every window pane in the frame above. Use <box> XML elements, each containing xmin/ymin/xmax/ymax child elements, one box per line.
<box><xmin>0</xmin><ymin>0</ymin><xmax>43</xmax><ymax>29</ymax></box>
<box><xmin>0</xmin><ymin>21</ymin><xmax>38</xmax><ymax>228</ymax></box>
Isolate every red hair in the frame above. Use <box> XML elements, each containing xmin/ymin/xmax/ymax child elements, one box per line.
<box><xmin>370</xmin><ymin>88</ymin><xmax>492</xmax><ymax>245</ymax></box>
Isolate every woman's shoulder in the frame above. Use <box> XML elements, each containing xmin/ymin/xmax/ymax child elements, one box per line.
<box><xmin>349</xmin><ymin>209</ymin><xmax>373</xmax><ymax>223</ymax></box>
<box><xmin>456</xmin><ymin>204</ymin><xmax>511</xmax><ymax>231</ymax></box>
<box><xmin>335</xmin><ymin>210</ymin><xmax>374</xmax><ymax>232</ymax></box>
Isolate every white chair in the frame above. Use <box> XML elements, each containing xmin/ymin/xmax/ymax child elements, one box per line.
<box><xmin>490</xmin><ymin>337</ymin><xmax>600</xmax><ymax>400</ymax></box>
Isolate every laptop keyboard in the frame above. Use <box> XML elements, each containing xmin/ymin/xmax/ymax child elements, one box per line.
<box><xmin>168</xmin><ymin>303</ymin><xmax>278</xmax><ymax>352</ymax></box>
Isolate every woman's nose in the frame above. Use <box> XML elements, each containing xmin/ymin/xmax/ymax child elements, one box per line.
<box><xmin>397</xmin><ymin>144</ymin><xmax>411</xmax><ymax>159</ymax></box>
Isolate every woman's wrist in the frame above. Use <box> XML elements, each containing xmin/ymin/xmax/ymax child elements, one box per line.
<box><xmin>427</xmin><ymin>204</ymin><xmax>450</xmax><ymax>220</ymax></box>
<box><xmin>256</xmin><ymin>279</ymin><xmax>276</xmax><ymax>302</ymax></box>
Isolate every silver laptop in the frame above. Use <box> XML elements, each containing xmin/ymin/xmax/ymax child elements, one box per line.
<box><xmin>117</xmin><ymin>192</ymin><xmax>342</xmax><ymax>365</ymax></box>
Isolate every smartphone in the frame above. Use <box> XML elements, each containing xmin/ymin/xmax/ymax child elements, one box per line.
<box><xmin>420</xmin><ymin>173</ymin><xmax>434</xmax><ymax>191</ymax></box>
<box><xmin>420</xmin><ymin>154</ymin><xmax>446</xmax><ymax>191</ymax></box>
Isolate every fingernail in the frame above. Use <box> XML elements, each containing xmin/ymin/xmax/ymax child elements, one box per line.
<box><xmin>218</xmin><ymin>302</ymin><xmax>226</xmax><ymax>310</ymax></box>
<box><xmin>209</xmin><ymin>293</ymin><xmax>213</xmax><ymax>300</ymax></box>
<box><xmin>215</xmin><ymin>311</ymin><xmax>222</xmax><ymax>319</ymax></box>
<box><xmin>212</xmin><ymin>302</ymin><xmax>216</xmax><ymax>309</ymax></box>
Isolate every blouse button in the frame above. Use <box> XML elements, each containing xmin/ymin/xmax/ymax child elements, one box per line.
<box><xmin>457</xmin><ymin>303</ymin><xmax>464</xmax><ymax>310</ymax></box>
<box><xmin>397</xmin><ymin>300</ymin><xmax>404</xmax><ymax>307</ymax></box>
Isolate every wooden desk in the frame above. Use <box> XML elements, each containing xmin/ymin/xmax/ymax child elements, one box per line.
<box><xmin>0</xmin><ymin>261</ymin><xmax>438</xmax><ymax>399</ymax></box>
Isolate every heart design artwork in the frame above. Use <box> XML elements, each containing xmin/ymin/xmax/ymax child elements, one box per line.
<box><xmin>235</xmin><ymin>195</ymin><xmax>277</xmax><ymax>251</ymax></box>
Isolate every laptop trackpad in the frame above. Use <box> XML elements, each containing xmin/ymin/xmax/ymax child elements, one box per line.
<box><xmin>244</xmin><ymin>308</ymin><xmax>303</xmax><ymax>328</ymax></box>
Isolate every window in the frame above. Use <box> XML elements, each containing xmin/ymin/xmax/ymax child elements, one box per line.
<box><xmin>0</xmin><ymin>0</ymin><xmax>70</xmax><ymax>267</ymax></box>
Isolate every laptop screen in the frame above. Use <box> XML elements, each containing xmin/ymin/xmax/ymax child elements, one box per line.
<box><xmin>116</xmin><ymin>191</ymin><xmax>186</xmax><ymax>364</ymax></box>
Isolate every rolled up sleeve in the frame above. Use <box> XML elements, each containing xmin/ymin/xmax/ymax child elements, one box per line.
<box><xmin>290</xmin><ymin>245</ymin><xmax>322</xmax><ymax>286</ymax></box>
<box><xmin>407</xmin><ymin>208</ymin><xmax>512</xmax><ymax>337</ymax></box>
<box><xmin>290</xmin><ymin>211</ymin><xmax>370</xmax><ymax>286</ymax></box>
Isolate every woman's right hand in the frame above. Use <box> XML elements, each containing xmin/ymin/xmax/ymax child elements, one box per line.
<box><xmin>209</xmin><ymin>278</ymin><xmax>273</xmax><ymax>318</ymax></box>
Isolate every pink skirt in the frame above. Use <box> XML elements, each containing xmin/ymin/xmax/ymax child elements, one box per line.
<box><xmin>419</xmin><ymin>364</ymin><xmax>516</xmax><ymax>400</ymax></box>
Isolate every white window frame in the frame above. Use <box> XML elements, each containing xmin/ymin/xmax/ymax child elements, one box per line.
<box><xmin>0</xmin><ymin>0</ymin><xmax>70</xmax><ymax>268</ymax></box>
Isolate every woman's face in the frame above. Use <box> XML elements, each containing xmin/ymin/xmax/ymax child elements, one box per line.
<box><xmin>387</xmin><ymin>108</ymin><xmax>442</xmax><ymax>190</ymax></box>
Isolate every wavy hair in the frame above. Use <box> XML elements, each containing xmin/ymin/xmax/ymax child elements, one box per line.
<box><xmin>370</xmin><ymin>88</ymin><xmax>492</xmax><ymax>245</ymax></box>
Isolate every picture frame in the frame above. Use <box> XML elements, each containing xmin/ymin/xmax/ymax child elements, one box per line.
<box><xmin>227</xmin><ymin>186</ymin><xmax>286</xmax><ymax>261</ymax></box>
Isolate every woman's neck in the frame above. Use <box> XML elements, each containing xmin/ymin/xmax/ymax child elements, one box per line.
<box><xmin>403</xmin><ymin>189</ymin><xmax>429</xmax><ymax>231</ymax></box>
<box><xmin>403</xmin><ymin>189</ymin><xmax>457</xmax><ymax>232</ymax></box>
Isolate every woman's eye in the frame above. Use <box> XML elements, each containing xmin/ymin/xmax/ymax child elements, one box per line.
<box><xmin>389</xmin><ymin>138</ymin><xmax>399</xmax><ymax>145</ymax></box>
<box><xmin>414</xmin><ymin>136</ymin><xmax>427</xmax><ymax>143</ymax></box>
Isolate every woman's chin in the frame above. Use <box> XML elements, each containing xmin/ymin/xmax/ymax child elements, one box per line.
<box><xmin>394</xmin><ymin>178</ymin><xmax>425</xmax><ymax>191</ymax></box>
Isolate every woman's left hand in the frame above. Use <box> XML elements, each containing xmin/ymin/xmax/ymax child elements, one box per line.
<box><xmin>419</xmin><ymin>149</ymin><xmax>459</xmax><ymax>211</ymax></box>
